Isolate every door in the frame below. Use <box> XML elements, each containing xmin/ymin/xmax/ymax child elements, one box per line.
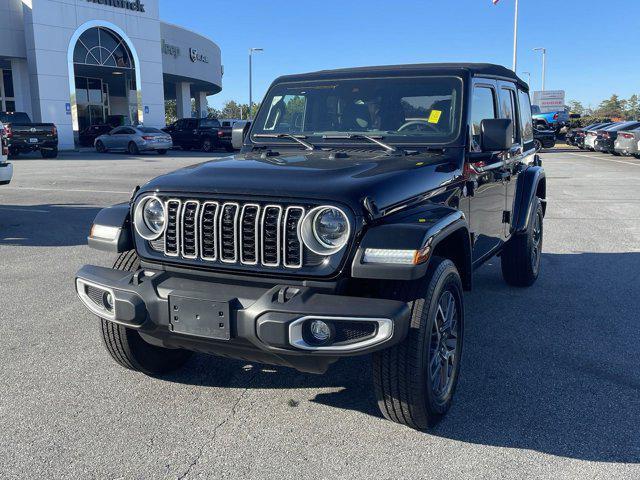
<box><xmin>467</xmin><ymin>80</ymin><xmax>508</xmax><ymax>263</ymax></box>
<box><xmin>500</xmin><ymin>84</ymin><xmax>535</xmax><ymax>238</ymax></box>
<box><xmin>184</xmin><ymin>119</ymin><xmax>199</xmax><ymax>147</ymax></box>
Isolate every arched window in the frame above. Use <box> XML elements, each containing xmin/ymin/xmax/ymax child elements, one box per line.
<box><xmin>73</xmin><ymin>27</ymin><xmax>134</xmax><ymax>69</ymax></box>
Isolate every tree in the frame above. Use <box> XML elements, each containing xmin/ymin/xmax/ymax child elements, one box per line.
<box><xmin>568</xmin><ymin>100</ymin><xmax>584</xmax><ymax>116</ymax></box>
<box><xmin>596</xmin><ymin>94</ymin><xmax>627</xmax><ymax>119</ymax></box>
<box><xmin>625</xmin><ymin>94</ymin><xmax>640</xmax><ymax>120</ymax></box>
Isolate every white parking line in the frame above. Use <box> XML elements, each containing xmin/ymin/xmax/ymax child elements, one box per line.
<box><xmin>2</xmin><ymin>186</ymin><xmax>129</xmax><ymax>194</ymax></box>
<box><xmin>565</xmin><ymin>152</ymin><xmax>640</xmax><ymax>167</ymax></box>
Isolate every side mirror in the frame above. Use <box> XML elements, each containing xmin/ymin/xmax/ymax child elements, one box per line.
<box><xmin>480</xmin><ymin>119</ymin><xmax>513</xmax><ymax>152</ymax></box>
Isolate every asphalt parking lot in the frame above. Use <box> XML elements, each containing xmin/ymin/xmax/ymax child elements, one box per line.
<box><xmin>1</xmin><ymin>147</ymin><xmax>639</xmax><ymax>479</ymax></box>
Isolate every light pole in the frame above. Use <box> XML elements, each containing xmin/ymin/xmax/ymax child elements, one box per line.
<box><xmin>512</xmin><ymin>0</ymin><xmax>519</xmax><ymax>72</ymax></box>
<box><xmin>249</xmin><ymin>47</ymin><xmax>263</xmax><ymax>120</ymax></box>
<box><xmin>522</xmin><ymin>71</ymin><xmax>531</xmax><ymax>87</ymax></box>
<box><xmin>533</xmin><ymin>47</ymin><xmax>547</xmax><ymax>91</ymax></box>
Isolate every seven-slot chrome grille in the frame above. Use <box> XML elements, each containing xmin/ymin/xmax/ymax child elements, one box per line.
<box><xmin>154</xmin><ymin>199</ymin><xmax>306</xmax><ymax>269</ymax></box>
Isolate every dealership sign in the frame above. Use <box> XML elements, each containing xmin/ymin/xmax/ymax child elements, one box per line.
<box><xmin>189</xmin><ymin>48</ymin><xmax>209</xmax><ymax>64</ymax></box>
<box><xmin>86</xmin><ymin>0</ymin><xmax>145</xmax><ymax>13</ymax></box>
<box><xmin>532</xmin><ymin>90</ymin><xmax>566</xmax><ymax>113</ymax></box>
<box><xmin>162</xmin><ymin>39</ymin><xmax>180</xmax><ymax>58</ymax></box>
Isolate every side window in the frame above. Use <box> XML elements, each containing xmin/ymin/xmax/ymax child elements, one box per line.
<box><xmin>187</xmin><ymin>119</ymin><xmax>198</xmax><ymax>130</ymax></box>
<box><xmin>470</xmin><ymin>86</ymin><xmax>496</xmax><ymax>151</ymax></box>
<box><xmin>517</xmin><ymin>90</ymin><xmax>534</xmax><ymax>144</ymax></box>
<box><xmin>500</xmin><ymin>88</ymin><xmax>520</xmax><ymax>144</ymax></box>
<box><xmin>175</xmin><ymin>120</ymin><xmax>185</xmax><ymax>130</ymax></box>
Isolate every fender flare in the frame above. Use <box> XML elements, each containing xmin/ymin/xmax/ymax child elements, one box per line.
<box><xmin>351</xmin><ymin>206</ymin><xmax>472</xmax><ymax>287</ymax></box>
<box><xmin>512</xmin><ymin>166</ymin><xmax>546</xmax><ymax>234</ymax></box>
<box><xmin>87</xmin><ymin>203</ymin><xmax>133</xmax><ymax>253</ymax></box>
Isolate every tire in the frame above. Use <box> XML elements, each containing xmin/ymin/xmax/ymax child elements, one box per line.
<box><xmin>225</xmin><ymin>144</ymin><xmax>235</xmax><ymax>152</ymax></box>
<box><xmin>99</xmin><ymin>250</ymin><xmax>192</xmax><ymax>375</ymax></box>
<box><xmin>157</xmin><ymin>149</ymin><xmax>167</xmax><ymax>155</ymax></box>
<box><xmin>41</xmin><ymin>148</ymin><xmax>58</xmax><ymax>159</ymax></box>
<box><xmin>501</xmin><ymin>197</ymin><xmax>544</xmax><ymax>287</ymax></box>
<box><xmin>96</xmin><ymin>141</ymin><xmax>107</xmax><ymax>153</ymax></box>
<box><xmin>372</xmin><ymin>257</ymin><xmax>464</xmax><ymax>430</ymax></box>
<box><xmin>128</xmin><ymin>142</ymin><xmax>140</xmax><ymax>155</ymax></box>
<box><xmin>612</xmin><ymin>151</ymin><xmax>621</xmax><ymax>156</ymax></box>
<box><xmin>8</xmin><ymin>149</ymin><xmax>18</xmax><ymax>159</ymax></box>
<box><xmin>201</xmin><ymin>138</ymin><xmax>213</xmax><ymax>152</ymax></box>
<box><xmin>534</xmin><ymin>139</ymin><xmax>543</xmax><ymax>152</ymax></box>
<box><xmin>182</xmin><ymin>145</ymin><xmax>192</xmax><ymax>151</ymax></box>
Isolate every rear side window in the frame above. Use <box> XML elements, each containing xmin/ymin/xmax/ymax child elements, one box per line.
<box><xmin>470</xmin><ymin>86</ymin><xmax>496</xmax><ymax>151</ymax></box>
<box><xmin>200</xmin><ymin>119</ymin><xmax>221</xmax><ymax>128</ymax></box>
<box><xmin>518</xmin><ymin>90</ymin><xmax>534</xmax><ymax>144</ymax></box>
<box><xmin>500</xmin><ymin>88</ymin><xmax>520</xmax><ymax>144</ymax></box>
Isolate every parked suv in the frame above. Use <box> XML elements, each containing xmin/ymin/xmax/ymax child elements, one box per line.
<box><xmin>164</xmin><ymin>117</ymin><xmax>234</xmax><ymax>152</ymax></box>
<box><xmin>76</xmin><ymin>63</ymin><xmax>546</xmax><ymax>430</ymax></box>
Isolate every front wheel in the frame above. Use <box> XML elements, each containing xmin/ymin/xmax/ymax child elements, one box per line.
<box><xmin>100</xmin><ymin>251</ymin><xmax>192</xmax><ymax>375</ymax></box>
<box><xmin>157</xmin><ymin>149</ymin><xmax>167</xmax><ymax>155</ymax></box>
<box><xmin>96</xmin><ymin>141</ymin><xmax>107</xmax><ymax>153</ymax></box>
<box><xmin>501</xmin><ymin>197</ymin><xmax>544</xmax><ymax>287</ymax></box>
<box><xmin>372</xmin><ymin>257</ymin><xmax>464</xmax><ymax>430</ymax></box>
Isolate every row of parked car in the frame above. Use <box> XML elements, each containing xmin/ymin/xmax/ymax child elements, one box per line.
<box><xmin>81</xmin><ymin>117</ymin><xmax>250</xmax><ymax>155</ymax></box>
<box><xmin>566</xmin><ymin>120</ymin><xmax>640</xmax><ymax>156</ymax></box>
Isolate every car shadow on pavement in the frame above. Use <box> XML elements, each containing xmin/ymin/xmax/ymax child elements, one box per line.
<box><xmin>164</xmin><ymin>251</ymin><xmax>640</xmax><ymax>464</ymax></box>
<box><xmin>0</xmin><ymin>204</ymin><xmax>100</xmax><ymax>247</ymax></box>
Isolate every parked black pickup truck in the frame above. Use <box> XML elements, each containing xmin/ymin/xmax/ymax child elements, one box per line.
<box><xmin>163</xmin><ymin>117</ymin><xmax>234</xmax><ymax>152</ymax></box>
<box><xmin>0</xmin><ymin>112</ymin><xmax>58</xmax><ymax>158</ymax></box>
<box><xmin>76</xmin><ymin>63</ymin><xmax>545</xmax><ymax>431</ymax></box>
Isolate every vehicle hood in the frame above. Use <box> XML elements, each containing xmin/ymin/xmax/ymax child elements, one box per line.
<box><xmin>139</xmin><ymin>148</ymin><xmax>464</xmax><ymax>213</ymax></box>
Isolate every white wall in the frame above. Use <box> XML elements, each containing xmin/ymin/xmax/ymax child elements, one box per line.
<box><xmin>24</xmin><ymin>0</ymin><xmax>165</xmax><ymax>149</ymax></box>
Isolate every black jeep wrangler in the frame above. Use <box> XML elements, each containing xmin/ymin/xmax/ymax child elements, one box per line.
<box><xmin>76</xmin><ymin>63</ymin><xmax>546</xmax><ymax>430</ymax></box>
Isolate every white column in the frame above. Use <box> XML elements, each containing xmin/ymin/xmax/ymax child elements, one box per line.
<box><xmin>195</xmin><ymin>91</ymin><xmax>209</xmax><ymax>118</ymax></box>
<box><xmin>10</xmin><ymin>59</ymin><xmax>32</xmax><ymax>117</ymax></box>
<box><xmin>175</xmin><ymin>82</ymin><xmax>192</xmax><ymax>119</ymax></box>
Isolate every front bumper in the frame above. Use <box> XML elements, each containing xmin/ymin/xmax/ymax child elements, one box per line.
<box><xmin>75</xmin><ymin>265</ymin><xmax>411</xmax><ymax>373</ymax></box>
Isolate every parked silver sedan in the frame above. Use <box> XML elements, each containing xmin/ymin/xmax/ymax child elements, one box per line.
<box><xmin>95</xmin><ymin>126</ymin><xmax>173</xmax><ymax>155</ymax></box>
<box><xmin>614</xmin><ymin>127</ymin><xmax>640</xmax><ymax>157</ymax></box>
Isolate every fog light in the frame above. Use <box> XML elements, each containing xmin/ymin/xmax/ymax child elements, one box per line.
<box><xmin>309</xmin><ymin>320</ymin><xmax>332</xmax><ymax>342</ymax></box>
<box><xmin>103</xmin><ymin>291</ymin><xmax>114</xmax><ymax>311</ymax></box>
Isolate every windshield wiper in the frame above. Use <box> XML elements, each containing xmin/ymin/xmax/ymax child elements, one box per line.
<box><xmin>253</xmin><ymin>133</ymin><xmax>316</xmax><ymax>151</ymax></box>
<box><xmin>322</xmin><ymin>134</ymin><xmax>399</xmax><ymax>153</ymax></box>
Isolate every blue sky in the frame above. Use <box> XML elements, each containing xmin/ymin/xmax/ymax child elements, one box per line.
<box><xmin>159</xmin><ymin>0</ymin><xmax>640</xmax><ymax>111</ymax></box>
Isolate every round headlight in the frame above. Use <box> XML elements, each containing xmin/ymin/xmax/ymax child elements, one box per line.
<box><xmin>301</xmin><ymin>206</ymin><xmax>350</xmax><ymax>255</ymax></box>
<box><xmin>143</xmin><ymin>198</ymin><xmax>165</xmax><ymax>234</ymax></box>
<box><xmin>134</xmin><ymin>196</ymin><xmax>166</xmax><ymax>240</ymax></box>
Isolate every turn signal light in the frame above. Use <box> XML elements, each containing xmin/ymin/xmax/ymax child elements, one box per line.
<box><xmin>363</xmin><ymin>244</ymin><xmax>432</xmax><ymax>265</ymax></box>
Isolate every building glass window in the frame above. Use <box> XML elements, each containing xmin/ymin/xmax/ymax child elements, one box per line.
<box><xmin>73</xmin><ymin>27</ymin><xmax>133</xmax><ymax>69</ymax></box>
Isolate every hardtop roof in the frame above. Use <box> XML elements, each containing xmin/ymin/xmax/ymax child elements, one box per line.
<box><xmin>274</xmin><ymin>63</ymin><xmax>528</xmax><ymax>90</ymax></box>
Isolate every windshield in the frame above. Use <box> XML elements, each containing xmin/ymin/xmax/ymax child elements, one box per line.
<box><xmin>251</xmin><ymin>76</ymin><xmax>463</xmax><ymax>146</ymax></box>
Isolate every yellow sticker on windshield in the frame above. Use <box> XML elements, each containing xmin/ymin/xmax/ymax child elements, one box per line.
<box><xmin>428</xmin><ymin>110</ymin><xmax>442</xmax><ymax>124</ymax></box>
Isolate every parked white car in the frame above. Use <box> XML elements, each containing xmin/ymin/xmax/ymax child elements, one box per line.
<box><xmin>0</xmin><ymin>121</ymin><xmax>14</xmax><ymax>186</ymax></box>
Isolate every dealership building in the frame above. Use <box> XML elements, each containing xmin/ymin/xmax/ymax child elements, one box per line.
<box><xmin>0</xmin><ymin>0</ymin><xmax>222</xmax><ymax>149</ymax></box>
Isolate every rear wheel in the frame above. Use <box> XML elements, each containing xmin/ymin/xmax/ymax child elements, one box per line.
<box><xmin>100</xmin><ymin>250</ymin><xmax>192</xmax><ymax>375</ymax></box>
<box><xmin>225</xmin><ymin>144</ymin><xmax>235</xmax><ymax>152</ymax></box>
<box><xmin>41</xmin><ymin>148</ymin><xmax>58</xmax><ymax>159</ymax></box>
<box><xmin>96</xmin><ymin>141</ymin><xmax>107</xmax><ymax>153</ymax></box>
<box><xmin>157</xmin><ymin>149</ymin><xmax>167</xmax><ymax>155</ymax></box>
<box><xmin>501</xmin><ymin>197</ymin><xmax>543</xmax><ymax>287</ymax></box>
<box><xmin>128</xmin><ymin>141</ymin><xmax>139</xmax><ymax>155</ymax></box>
<box><xmin>201</xmin><ymin>138</ymin><xmax>213</xmax><ymax>152</ymax></box>
<box><xmin>534</xmin><ymin>139</ymin><xmax>543</xmax><ymax>152</ymax></box>
<box><xmin>372</xmin><ymin>257</ymin><xmax>464</xmax><ymax>430</ymax></box>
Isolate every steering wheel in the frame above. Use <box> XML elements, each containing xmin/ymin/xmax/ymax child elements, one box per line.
<box><xmin>398</xmin><ymin>120</ymin><xmax>439</xmax><ymax>133</ymax></box>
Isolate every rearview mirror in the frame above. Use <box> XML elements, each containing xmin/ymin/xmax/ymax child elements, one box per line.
<box><xmin>480</xmin><ymin>119</ymin><xmax>513</xmax><ymax>152</ymax></box>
